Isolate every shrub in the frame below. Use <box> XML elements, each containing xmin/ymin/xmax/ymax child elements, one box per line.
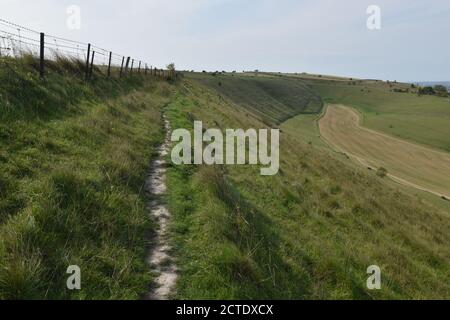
<box><xmin>377</xmin><ymin>167</ymin><xmax>388</xmax><ymax>178</ymax></box>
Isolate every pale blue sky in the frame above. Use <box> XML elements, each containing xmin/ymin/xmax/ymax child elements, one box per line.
<box><xmin>2</xmin><ymin>0</ymin><xmax>449</xmax><ymax>81</ymax></box>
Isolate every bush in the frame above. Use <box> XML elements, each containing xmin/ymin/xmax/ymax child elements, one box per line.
<box><xmin>418</xmin><ymin>86</ymin><xmax>435</xmax><ymax>96</ymax></box>
<box><xmin>434</xmin><ymin>85</ymin><xmax>449</xmax><ymax>97</ymax></box>
<box><xmin>376</xmin><ymin>167</ymin><xmax>388</xmax><ymax>178</ymax></box>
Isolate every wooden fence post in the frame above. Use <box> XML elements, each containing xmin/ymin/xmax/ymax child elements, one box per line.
<box><xmin>130</xmin><ymin>59</ymin><xmax>134</xmax><ymax>75</ymax></box>
<box><xmin>125</xmin><ymin>57</ymin><xmax>130</xmax><ymax>75</ymax></box>
<box><xmin>145</xmin><ymin>64</ymin><xmax>148</xmax><ymax>75</ymax></box>
<box><xmin>107</xmin><ymin>51</ymin><xmax>112</xmax><ymax>78</ymax></box>
<box><xmin>89</xmin><ymin>51</ymin><xmax>95</xmax><ymax>79</ymax></box>
<box><xmin>138</xmin><ymin>61</ymin><xmax>141</xmax><ymax>74</ymax></box>
<box><xmin>120</xmin><ymin>56</ymin><xmax>125</xmax><ymax>78</ymax></box>
<box><xmin>85</xmin><ymin>43</ymin><xmax>91</xmax><ymax>81</ymax></box>
<box><xmin>39</xmin><ymin>33</ymin><xmax>45</xmax><ymax>78</ymax></box>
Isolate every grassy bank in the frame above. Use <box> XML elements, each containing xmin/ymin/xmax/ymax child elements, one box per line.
<box><xmin>166</xmin><ymin>75</ymin><xmax>450</xmax><ymax>299</ymax></box>
<box><xmin>0</xmin><ymin>56</ymin><xmax>173</xmax><ymax>299</ymax></box>
<box><xmin>186</xmin><ymin>72</ymin><xmax>323</xmax><ymax>125</ymax></box>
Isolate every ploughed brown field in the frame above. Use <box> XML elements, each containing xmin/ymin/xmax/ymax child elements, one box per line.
<box><xmin>319</xmin><ymin>104</ymin><xmax>450</xmax><ymax>199</ymax></box>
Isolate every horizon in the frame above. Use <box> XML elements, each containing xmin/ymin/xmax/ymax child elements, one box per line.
<box><xmin>2</xmin><ymin>0</ymin><xmax>450</xmax><ymax>82</ymax></box>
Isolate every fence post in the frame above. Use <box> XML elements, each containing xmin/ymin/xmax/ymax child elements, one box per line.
<box><xmin>107</xmin><ymin>51</ymin><xmax>112</xmax><ymax>78</ymax></box>
<box><xmin>138</xmin><ymin>61</ymin><xmax>141</xmax><ymax>74</ymax></box>
<box><xmin>125</xmin><ymin>57</ymin><xmax>130</xmax><ymax>75</ymax></box>
<box><xmin>130</xmin><ymin>59</ymin><xmax>134</xmax><ymax>75</ymax></box>
<box><xmin>85</xmin><ymin>43</ymin><xmax>91</xmax><ymax>81</ymax></box>
<box><xmin>39</xmin><ymin>32</ymin><xmax>45</xmax><ymax>78</ymax></box>
<box><xmin>89</xmin><ymin>51</ymin><xmax>95</xmax><ymax>79</ymax></box>
<box><xmin>120</xmin><ymin>56</ymin><xmax>125</xmax><ymax>78</ymax></box>
<box><xmin>145</xmin><ymin>64</ymin><xmax>148</xmax><ymax>75</ymax></box>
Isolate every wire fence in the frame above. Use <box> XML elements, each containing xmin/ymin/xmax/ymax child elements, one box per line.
<box><xmin>0</xmin><ymin>18</ymin><xmax>176</xmax><ymax>80</ymax></box>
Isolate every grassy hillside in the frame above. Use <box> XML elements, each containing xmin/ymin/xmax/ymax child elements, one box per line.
<box><xmin>166</xmin><ymin>75</ymin><xmax>450</xmax><ymax>299</ymax></box>
<box><xmin>302</xmin><ymin>77</ymin><xmax>450</xmax><ymax>152</ymax></box>
<box><xmin>0</xmin><ymin>56</ymin><xmax>173</xmax><ymax>299</ymax></box>
<box><xmin>186</xmin><ymin>72</ymin><xmax>323</xmax><ymax>125</ymax></box>
<box><xmin>2</xmin><ymin>61</ymin><xmax>449</xmax><ymax>300</ymax></box>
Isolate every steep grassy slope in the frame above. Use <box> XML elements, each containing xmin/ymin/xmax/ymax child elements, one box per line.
<box><xmin>0</xmin><ymin>57</ymin><xmax>173</xmax><ymax>299</ymax></box>
<box><xmin>303</xmin><ymin>78</ymin><xmax>450</xmax><ymax>152</ymax></box>
<box><xmin>167</xmin><ymin>78</ymin><xmax>450</xmax><ymax>299</ymax></box>
<box><xmin>186</xmin><ymin>73</ymin><xmax>323</xmax><ymax>125</ymax></box>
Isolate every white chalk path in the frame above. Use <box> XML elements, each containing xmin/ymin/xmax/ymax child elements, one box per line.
<box><xmin>145</xmin><ymin>116</ymin><xmax>177</xmax><ymax>300</ymax></box>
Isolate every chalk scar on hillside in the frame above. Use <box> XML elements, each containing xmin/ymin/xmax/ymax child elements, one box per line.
<box><xmin>318</xmin><ymin>104</ymin><xmax>450</xmax><ymax>200</ymax></box>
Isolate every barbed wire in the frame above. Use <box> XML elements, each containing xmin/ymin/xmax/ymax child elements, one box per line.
<box><xmin>0</xmin><ymin>18</ymin><xmax>40</xmax><ymax>35</ymax></box>
<box><xmin>0</xmin><ymin>30</ymin><xmax>40</xmax><ymax>43</ymax></box>
<box><xmin>0</xmin><ymin>17</ymin><xmax>173</xmax><ymax>79</ymax></box>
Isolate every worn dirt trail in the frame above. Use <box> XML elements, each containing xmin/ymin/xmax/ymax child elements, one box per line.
<box><xmin>319</xmin><ymin>104</ymin><xmax>450</xmax><ymax>200</ymax></box>
<box><xmin>145</xmin><ymin>115</ymin><xmax>177</xmax><ymax>300</ymax></box>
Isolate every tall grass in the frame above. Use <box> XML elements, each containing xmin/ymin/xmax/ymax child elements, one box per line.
<box><xmin>0</xmin><ymin>57</ymin><xmax>173</xmax><ymax>299</ymax></box>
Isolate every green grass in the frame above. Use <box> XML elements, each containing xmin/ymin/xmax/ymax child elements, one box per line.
<box><xmin>304</xmin><ymin>78</ymin><xmax>450</xmax><ymax>152</ymax></box>
<box><xmin>185</xmin><ymin>72</ymin><xmax>323</xmax><ymax>125</ymax></box>
<box><xmin>166</xmin><ymin>76</ymin><xmax>450</xmax><ymax>299</ymax></box>
<box><xmin>285</xmin><ymin>76</ymin><xmax>450</xmax><ymax>210</ymax></box>
<box><xmin>0</xmin><ymin>56</ymin><xmax>174</xmax><ymax>299</ymax></box>
<box><xmin>2</xmin><ymin>60</ymin><xmax>450</xmax><ymax>300</ymax></box>
<box><xmin>281</xmin><ymin>113</ymin><xmax>328</xmax><ymax>149</ymax></box>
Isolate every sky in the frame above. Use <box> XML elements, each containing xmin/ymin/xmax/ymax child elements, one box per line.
<box><xmin>1</xmin><ymin>0</ymin><xmax>449</xmax><ymax>82</ymax></box>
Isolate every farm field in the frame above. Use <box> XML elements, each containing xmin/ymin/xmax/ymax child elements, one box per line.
<box><xmin>304</xmin><ymin>79</ymin><xmax>450</xmax><ymax>152</ymax></box>
<box><xmin>319</xmin><ymin>105</ymin><xmax>450</xmax><ymax>199</ymax></box>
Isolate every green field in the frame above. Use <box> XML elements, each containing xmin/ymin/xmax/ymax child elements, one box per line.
<box><xmin>303</xmin><ymin>78</ymin><xmax>450</xmax><ymax>152</ymax></box>
<box><xmin>320</xmin><ymin>104</ymin><xmax>450</xmax><ymax>199</ymax></box>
